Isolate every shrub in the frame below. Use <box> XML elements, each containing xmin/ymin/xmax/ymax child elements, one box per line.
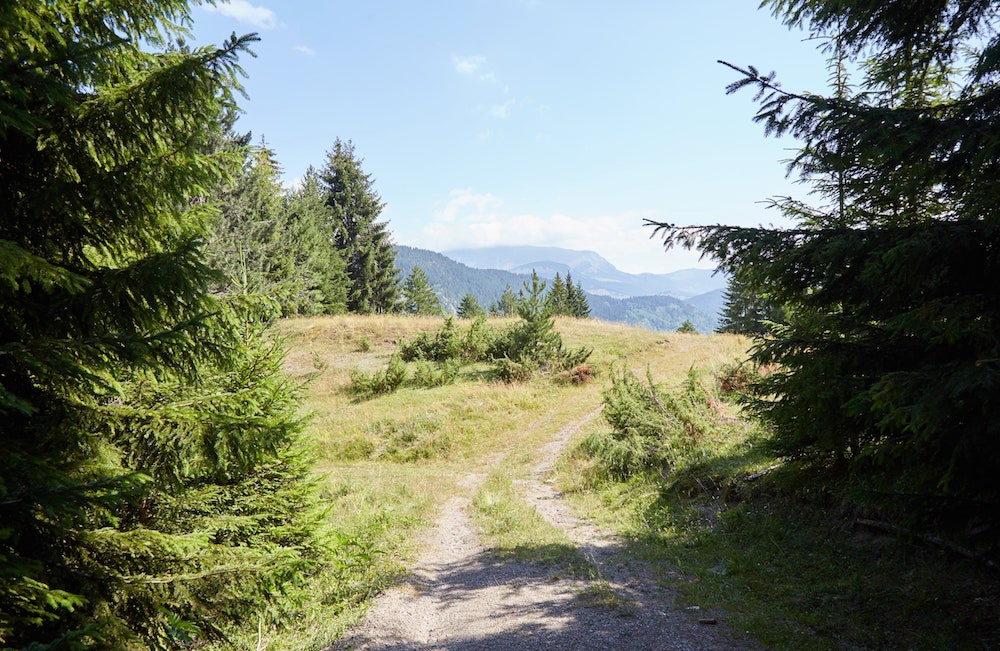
<box><xmin>349</xmin><ymin>354</ymin><xmax>407</xmax><ymax>399</ymax></box>
<box><xmin>493</xmin><ymin>357</ymin><xmax>537</xmax><ymax>383</ymax></box>
<box><xmin>584</xmin><ymin>367</ymin><xmax>726</xmax><ymax>480</ymax></box>
<box><xmin>462</xmin><ymin>316</ymin><xmax>496</xmax><ymax>362</ymax></box>
<box><xmin>716</xmin><ymin>360</ymin><xmax>759</xmax><ymax>395</ymax></box>
<box><xmin>555</xmin><ymin>364</ymin><xmax>596</xmax><ymax>385</ymax></box>
<box><xmin>412</xmin><ymin>358</ymin><xmax>461</xmax><ymax>388</ymax></box>
<box><xmin>399</xmin><ymin>316</ymin><xmax>465</xmax><ymax>362</ymax></box>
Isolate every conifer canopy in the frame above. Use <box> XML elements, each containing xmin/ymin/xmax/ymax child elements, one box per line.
<box><xmin>649</xmin><ymin>0</ymin><xmax>1000</xmax><ymax>519</ymax></box>
<box><xmin>1</xmin><ymin>2</ymin><xmax>325</xmax><ymax>647</ymax></box>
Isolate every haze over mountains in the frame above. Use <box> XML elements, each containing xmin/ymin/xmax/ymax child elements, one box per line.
<box><xmin>442</xmin><ymin>245</ymin><xmax>725</xmax><ymax>299</ymax></box>
<box><xmin>394</xmin><ymin>245</ymin><xmax>729</xmax><ymax>333</ymax></box>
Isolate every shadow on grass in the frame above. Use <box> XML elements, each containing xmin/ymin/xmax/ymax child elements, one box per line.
<box><xmin>620</xmin><ymin>468</ymin><xmax>1000</xmax><ymax>651</ymax></box>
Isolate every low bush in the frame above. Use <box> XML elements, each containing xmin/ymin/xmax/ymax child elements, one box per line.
<box><xmin>555</xmin><ymin>364</ymin><xmax>595</xmax><ymax>385</ymax></box>
<box><xmin>492</xmin><ymin>356</ymin><xmax>537</xmax><ymax>383</ymax></box>
<box><xmin>581</xmin><ymin>367</ymin><xmax>728</xmax><ymax>480</ymax></box>
<box><xmin>349</xmin><ymin>354</ymin><xmax>407</xmax><ymax>399</ymax></box>
<box><xmin>412</xmin><ymin>358</ymin><xmax>462</xmax><ymax>388</ymax></box>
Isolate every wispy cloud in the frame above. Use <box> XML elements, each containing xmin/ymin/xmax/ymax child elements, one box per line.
<box><xmin>412</xmin><ymin>189</ymin><xmax>713</xmax><ymax>274</ymax></box>
<box><xmin>294</xmin><ymin>45</ymin><xmax>316</xmax><ymax>57</ymax></box>
<box><xmin>203</xmin><ymin>0</ymin><xmax>281</xmax><ymax>30</ymax></box>
<box><xmin>452</xmin><ymin>55</ymin><xmax>483</xmax><ymax>75</ymax></box>
<box><xmin>452</xmin><ymin>55</ymin><xmax>496</xmax><ymax>82</ymax></box>
<box><xmin>490</xmin><ymin>99</ymin><xmax>516</xmax><ymax>119</ymax></box>
<box><xmin>453</xmin><ymin>55</ymin><xmax>520</xmax><ymax>121</ymax></box>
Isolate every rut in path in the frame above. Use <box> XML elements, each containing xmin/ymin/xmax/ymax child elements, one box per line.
<box><xmin>331</xmin><ymin>408</ymin><xmax>760</xmax><ymax>651</ymax></box>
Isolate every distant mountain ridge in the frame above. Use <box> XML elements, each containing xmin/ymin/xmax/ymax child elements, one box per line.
<box><xmin>442</xmin><ymin>245</ymin><xmax>726</xmax><ymax>299</ymax></box>
<box><xmin>394</xmin><ymin>245</ymin><xmax>728</xmax><ymax>333</ymax></box>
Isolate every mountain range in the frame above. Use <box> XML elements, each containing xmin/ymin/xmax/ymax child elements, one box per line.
<box><xmin>441</xmin><ymin>245</ymin><xmax>725</xmax><ymax>299</ymax></box>
<box><xmin>394</xmin><ymin>245</ymin><xmax>729</xmax><ymax>333</ymax></box>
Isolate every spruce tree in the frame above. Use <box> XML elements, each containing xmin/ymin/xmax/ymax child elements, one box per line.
<box><xmin>716</xmin><ymin>272</ymin><xmax>785</xmax><ymax>336</ymax></box>
<box><xmin>547</xmin><ymin>272</ymin><xmax>569</xmax><ymax>315</ymax></box>
<box><xmin>565</xmin><ymin>272</ymin><xmax>591</xmax><ymax>318</ymax></box>
<box><xmin>321</xmin><ymin>139</ymin><xmax>400</xmax><ymax>313</ymax></box>
<box><xmin>490</xmin><ymin>284</ymin><xmax>520</xmax><ymax>317</ymax></box>
<box><xmin>457</xmin><ymin>292</ymin><xmax>486</xmax><ymax>319</ymax></box>
<box><xmin>402</xmin><ymin>266</ymin><xmax>442</xmax><ymax>315</ymax></box>
<box><xmin>649</xmin><ymin>0</ymin><xmax>1000</xmax><ymax>516</ymax></box>
<box><xmin>281</xmin><ymin>166</ymin><xmax>350</xmax><ymax>315</ymax></box>
<box><xmin>204</xmin><ymin>141</ymin><xmax>290</xmax><ymax>297</ymax></box>
<box><xmin>0</xmin><ymin>3</ymin><xmax>324</xmax><ymax>647</ymax></box>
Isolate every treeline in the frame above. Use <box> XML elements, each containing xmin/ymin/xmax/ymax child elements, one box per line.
<box><xmin>204</xmin><ymin>133</ymin><xmax>400</xmax><ymax>316</ymax></box>
<box><xmin>394</xmin><ymin>245</ymin><xmax>591</xmax><ymax>319</ymax></box>
<box><xmin>397</xmin><ymin>245</ymin><xmax>718</xmax><ymax>331</ymax></box>
<box><xmin>394</xmin><ymin>245</ymin><xmax>523</xmax><ymax>312</ymax></box>
<box><xmin>587</xmin><ymin>293</ymin><xmax>717</xmax><ymax>333</ymax></box>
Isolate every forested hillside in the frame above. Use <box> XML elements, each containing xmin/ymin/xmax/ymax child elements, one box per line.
<box><xmin>586</xmin><ymin>294</ymin><xmax>718</xmax><ymax>334</ymax></box>
<box><xmin>394</xmin><ymin>245</ymin><xmax>525</xmax><ymax>313</ymax></box>
<box><xmin>395</xmin><ymin>245</ymin><xmax>721</xmax><ymax>331</ymax></box>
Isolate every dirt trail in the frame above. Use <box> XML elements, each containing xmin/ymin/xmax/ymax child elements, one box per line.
<box><xmin>331</xmin><ymin>409</ymin><xmax>760</xmax><ymax>651</ymax></box>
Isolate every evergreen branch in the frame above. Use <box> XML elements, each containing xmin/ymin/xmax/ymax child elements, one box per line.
<box><xmin>115</xmin><ymin>559</ymin><xmax>291</xmax><ymax>585</ymax></box>
<box><xmin>0</xmin><ymin>473</ymin><xmax>148</xmax><ymax>507</ymax></box>
<box><xmin>717</xmin><ymin>60</ymin><xmax>810</xmax><ymax>103</ymax></box>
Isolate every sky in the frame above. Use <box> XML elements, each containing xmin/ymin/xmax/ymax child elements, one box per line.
<box><xmin>189</xmin><ymin>1</ymin><xmax>832</xmax><ymax>273</ymax></box>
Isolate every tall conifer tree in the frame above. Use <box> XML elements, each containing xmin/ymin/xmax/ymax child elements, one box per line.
<box><xmin>401</xmin><ymin>266</ymin><xmax>442</xmax><ymax>315</ymax></box>
<box><xmin>650</xmin><ymin>0</ymin><xmax>1000</xmax><ymax>517</ymax></box>
<box><xmin>321</xmin><ymin>139</ymin><xmax>400</xmax><ymax>313</ymax></box>
<box><xmin>0</xmin><ymin>3</ymin><xmax>325</xmax><ymax>647</ymax></box>
<box><xmin>565</xmin><ymin>272</ymin><xmax>591</xmax><ymax>318</ymax></box>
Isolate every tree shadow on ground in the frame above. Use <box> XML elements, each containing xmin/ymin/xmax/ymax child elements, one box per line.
<box><xmin>330</xmin><ymin>539</ymin><xmax>757</xmax><ymax>651</ymax></box>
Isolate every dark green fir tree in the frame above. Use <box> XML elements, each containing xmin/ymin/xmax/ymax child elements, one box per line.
<box><xmin>490</xmin><ymin>284</ymin><xmax>520</xmax><ymax>317</ymax></box>
<box><xmin>649</xmin><ymin>0</ymin><xmax>1000</xmax><ymax>522</ymax></box>
<box><xmin>0</xmin><ymin>3</ymin><xmax>326</xmax><ymax>647</ymax></box>
<box><xmin>547</xmin><ymin>272</ymin><xmax>569</xmax><ymax>315</ymax></box>
<box><xmin>565</xmin><ymin>272</ymin><xmax>591</xmax><ymax>318</ymax></box>
<box><xmin>321</xmin><ymin>139</ymin><xmax>400</xmax><ymax>314</ymax></box>
<box><xmin>457</xmin><ymin>292</ymin><xmax>486</xmax><ymax>319</ymax></box>
<box><xmin>402</xmin><ymin>266</ymin><xmax>442</xmax><ymax>315</ymax></box>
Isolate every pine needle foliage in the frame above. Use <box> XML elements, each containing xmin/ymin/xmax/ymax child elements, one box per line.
<box><xmin>489</xmin><ymin>271</ymin><xmax>592</xmax><ymax>379</ymax></box>
<box><xmin>0</xmin><ymin>3</ymin><xmax>326</xmax><ymax>647</ymax></box>
<box><xmin>401</xmin><ymin>266</ymin><xmax>442</xmax><ymax>315</ymax></box>
<box><xmin>456</xmin><ymin>292</ymin><xmax>486</xmax><ymax>319</ymax></box>
<box><xmin>648</xmin><ymin>1</ymin><xmax>1000</xmax><ymax>522</ymax></box>
<box><xmin>583</xmin><ymin>367</ymin><xmax>726</xmax><ymax>481</ymax></box>
<box><xmin>321</xmin><ymin>139</ymin><xmax>401</xmax><ymax>314</ymax></box>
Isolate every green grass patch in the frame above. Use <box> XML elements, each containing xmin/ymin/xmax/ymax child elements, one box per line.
<box><xmin>563</xmin><ymin>362</ymin><xmax>1000</xmax><ymax>650</ymax></box>
<box><xmin>472</xmin><ymin>471</ymin><xmax>586</xmax><ymax>569</ymax></box>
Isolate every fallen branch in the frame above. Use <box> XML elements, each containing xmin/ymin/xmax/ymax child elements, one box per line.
<box><xmin>854</xmin><ymin>518</ymin><xmax>997</xmax><ymax>570</ymax></box>
<box><xmin>743</xmin><ymin>463</ymin><xmax>783</xmax><ymax>482</ymax></box>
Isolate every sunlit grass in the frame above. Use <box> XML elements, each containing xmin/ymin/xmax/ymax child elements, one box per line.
<box><xmin>239</xmin><ymin>314</ymin><xmax>998</xmax><ymax>650</ymax></box>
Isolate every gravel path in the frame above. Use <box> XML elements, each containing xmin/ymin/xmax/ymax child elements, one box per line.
<box><xmin>331</xmin><ymin>409</ymin><xmax>761</xmax><ymax>650</ymax></box>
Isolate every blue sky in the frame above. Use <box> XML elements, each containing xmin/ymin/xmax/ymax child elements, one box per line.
<box><xmin>190</xmin><ymin>1</ymin><xmax>830</xmax><ymax>273</ymax></box>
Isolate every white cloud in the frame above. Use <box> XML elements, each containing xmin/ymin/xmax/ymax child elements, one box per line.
<box><xmin>489</xmin><ymin>99</ymin><xmax>516</xmax><ymax>119</ymax></box>
<box><xmin>453</xmin><ymin>55</ymin><xmax>484</xmax><ymax>75</ymax></box>
<box><xmin>409</xmin><ymin>189</ymin><xmax>716</xmax><ymax>274</ymax></box>
<box><xmin>203</xmin><ymin>0</ymin><xmax>281</xmax><ymax>30</ymax></box>
<box><xmin>294</xmin><ymin>45</ymin><xmax>316</xmax><ymax>56</ymax></box>
<box><xmin>452</xmin><ymin>54</ymin><xmax>498</xmax><ymax>83</ymax></box>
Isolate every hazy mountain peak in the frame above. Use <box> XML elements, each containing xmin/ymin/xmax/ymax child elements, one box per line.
<box><xmin>443</xmin><ymin>245</ymin><xmax>618</xmax><ymax>276</ymax></box>
<box><xmin>440</xmin><ymin>245</ymin><xmax>724</xmax><ymax>299</ymax></box>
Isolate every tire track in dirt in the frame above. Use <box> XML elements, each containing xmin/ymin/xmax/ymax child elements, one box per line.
<box><xmin>331</xmin><ymin>408</ymin><xmax>759</xmax><ymax>650</ymax></box>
